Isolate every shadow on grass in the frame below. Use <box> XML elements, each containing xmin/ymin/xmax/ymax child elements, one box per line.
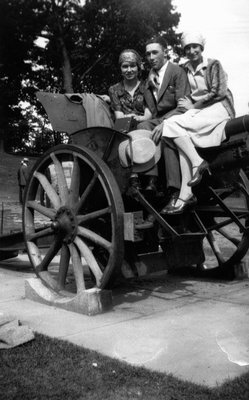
<box><xmin>1</xmin><ymin>333</ymin><xmax>249</xmax><ymax>400</ymax></box>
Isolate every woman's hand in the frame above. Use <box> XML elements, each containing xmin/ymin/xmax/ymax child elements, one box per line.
<box><xmin>125</xmin><ymin>113</ymin><xmax>137</xmax><ymax>118</ymax></box>
<box><xmin>177</xmin><ymin>96</ymin><xmax>194</xmax><ymax>111</ymax></box>
<box><xmin>133</xmin><ymin>115</ymin><xmax>146</xmax><ymax>122</ymax></box>
<box><xmin>152</xmin><ymin>122</ymin><xmax>163</xmax><ymax>145</ymax></box>
<box><xmin>98</xmin><ymin>94</ymin><xmax>111</xmax><ymax>103</ymax></box>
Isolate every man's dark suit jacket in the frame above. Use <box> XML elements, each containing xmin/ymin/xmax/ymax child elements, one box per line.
<box><xmin>143</xmin><ymin>61</ymin><xmax>190</xmax><ymax>121</ymax></box>
<box><xmin>138</xmin><ymin>61</ymin><xmax>190</xmax><ymax>191</ymax></box>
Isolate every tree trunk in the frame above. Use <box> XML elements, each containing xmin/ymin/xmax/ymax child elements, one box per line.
<box><xmin>0</xmin><ymin>138</ymin><xmax>4</xmax><ymax>153</ymax></box>
<box><xmin>59</xmin><ymin>36</ymin><xmax>74</xmax><ymax>93</ymax></box>
<box><xmin>51</xmin><ymin>0</ymin><xmax>74</xmax><ymax>93</ymax></box>
<box><xmin>0</xmin><ymin>129</ymin><xmax>5</xmax><ymax>153</ymax></box>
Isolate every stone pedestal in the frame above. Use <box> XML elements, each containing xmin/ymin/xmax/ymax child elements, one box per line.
<box><xmin>0</xmin><ymin>312</ymin><xmax>34</xmax><ymax>349</ymax></box>
<box><xmin>25</xmin><ymin>278</ymin><xmax>113</xmax><ymax>316</ymax></box>
<box><xmin>234</xmin><ymin>261</ymin><xmax>249</xmax><ymax>280</ymax></box>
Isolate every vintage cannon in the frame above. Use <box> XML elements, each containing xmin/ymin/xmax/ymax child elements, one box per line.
<box><xmin>1</xmin><ymin>92</ymin><xmax>249</xmax><ymax>305</ymax></box>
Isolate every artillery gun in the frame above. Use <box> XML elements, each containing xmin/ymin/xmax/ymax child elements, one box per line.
<box><xmin>1</xmin><ymin>92</ymin><xmax>249</xmax><ymax>308</ymax></box>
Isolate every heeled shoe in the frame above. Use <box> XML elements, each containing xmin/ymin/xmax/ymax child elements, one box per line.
<box><xmin>160</xmin><ymin>190</ymin><xmax>180</xmax><ymax>215</ymax></box>
<box><xmin>162</xmin><ymin>195</ymin><xmax>197</xmax><ymax>215</ymax></box>
<box><xmin>188</xmin><ymin>160</ymin><xmax>210</xmax><ymax>187</ymax></box>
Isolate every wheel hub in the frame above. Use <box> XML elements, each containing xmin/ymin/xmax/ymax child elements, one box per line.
<box><xmin>51</xmin><ymin>206</ymin><xmax>77</xmax><ymax>244</ymax></box>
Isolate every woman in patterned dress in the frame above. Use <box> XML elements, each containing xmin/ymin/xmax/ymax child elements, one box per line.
<box><xmin>108</xmin><ymin>49</ymin><xmax>152</xmax><ymax>123</ymax></box>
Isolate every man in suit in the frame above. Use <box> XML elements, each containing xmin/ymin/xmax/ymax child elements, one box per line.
<box><xmin>138</xmin><ymin>36</ymin><xmax>190</xmax><ymax>209</ymax></box>
<box><xmin>17</xmin><ymin>157</ymin><xmax>30</xmax><ymax>204</ymax></box>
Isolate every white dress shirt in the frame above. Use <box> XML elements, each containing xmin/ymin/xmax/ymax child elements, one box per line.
<box><xmin>153</xmin><ymin>60</ymin><xmax>169</xmax><ymax>101</ymax></box>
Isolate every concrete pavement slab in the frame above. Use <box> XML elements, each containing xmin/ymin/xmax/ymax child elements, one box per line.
<box><xmin>1</xmin><ymin>253</ymin><xmax>249</xmax><ymax>387</ymax></box>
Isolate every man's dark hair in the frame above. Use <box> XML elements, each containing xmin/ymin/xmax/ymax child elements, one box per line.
<box><xmin>145</xmin><ymin>36</ymin><xmax>168</xmax><ymax>50</ymax></box>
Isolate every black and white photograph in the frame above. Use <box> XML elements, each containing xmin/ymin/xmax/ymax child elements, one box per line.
<box><xmin>1</xmin><ymin>0</ymin><xmax>249</xmax><ymax>398</ymax></box>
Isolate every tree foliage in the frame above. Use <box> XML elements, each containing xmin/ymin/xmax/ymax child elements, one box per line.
<box><xmin>0</xmin><ymin>0</ymin><xmax>181</xmax><ymax>153</ymax></box>
<box><xmin>72</xmin><ymin>0</ymin><xmax>180</xmax><ymax>92</ymax></box>
<box><xmin>0</xmin><ymin>0</ymin><xmax>45</xmax><ymax>151</ymax></box>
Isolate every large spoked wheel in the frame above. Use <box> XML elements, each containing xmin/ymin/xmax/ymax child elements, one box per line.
<box><xmin>23</xmin><ymin>144</ymin><xmax>124</xmax><ymax>295</ymax></box>
<box><xmin>196</xmin><ymin>169</ymin><xmax>249</xmax><ymax>275</ymax></box>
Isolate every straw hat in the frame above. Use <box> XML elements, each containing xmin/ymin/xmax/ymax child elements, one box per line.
<box><xmin>118</xmin><ymin>129</ymin><xmax>161</xmax><ymax>173</ymax></box>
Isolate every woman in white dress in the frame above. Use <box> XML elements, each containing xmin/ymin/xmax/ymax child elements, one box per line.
<box><xmin>153</xmin><ymin>32</ymin><xmax>235</xmax><ymax>214</ymax></box>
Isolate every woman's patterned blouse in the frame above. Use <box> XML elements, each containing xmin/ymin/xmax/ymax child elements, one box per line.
<box><xmin>108</xmin><ymin>81</ymin><xmax>147</xmax><ymax>116</ymax></box>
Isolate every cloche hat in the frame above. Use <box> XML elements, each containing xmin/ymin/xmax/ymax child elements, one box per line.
<box><xmin>181</xmin><ymin>32</ymin><xmax>205</xmax><ymax>50</ymax></box>
<box><xmin>118</xmin><ymin>129</ymin><xmax>161</xmax><ymax>173</ymax></box>
<box><xmin>118</xmin><ymin>49</ymin><xmax>142</xmax><ymax>69</ymax></box>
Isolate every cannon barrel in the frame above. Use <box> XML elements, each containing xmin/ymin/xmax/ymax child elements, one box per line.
<box><xmin>198</xmin><ymin>115</ymin><xmax>249</xmax><ymax>172</ymax></box>
<box><xmin>225</xmin><ymin>114</ymin><xmax>249</xmax><ymax>139</ymax></box>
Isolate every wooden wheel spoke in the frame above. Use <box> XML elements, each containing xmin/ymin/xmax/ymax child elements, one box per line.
<box><xmin>77</xmin><ymin>207</ymin><xmax>111</xmax><ymax>224</ymax></box>
<box><xmin>36</xmin><ymin>237</ymin><xmax>62</xmax><ymax>272</ymax></box>
<box><xmin>24</xmin><ymin>145</ymin><xmax>124</xmax><ymax>293</ymax></box>
<box><xmin>74</xmin><ymin>236</ymin><xmax>103</xmax><ymax>286</ymax></box>
<box><xmin>57</xmin><ymin>244</ymin><xmax>70</xmax><ymax>290</ymax></box>
<box><xmin>200</xmin><ymin>172</ymin><xmax>249</xmax><ymax>271</ymax></box>
<box><xmin>216</xmin><ymin>227</ymin><xmax>240</xmax><ymax>247</ymax></box>
<box><xmin>206</xmin><ymin>232</ymin><xmax>225</xmax><ymax>264</ymax></box>
<box><xmin>69</xmin><ymin>154</ymin><xmax>80</xmax><ymax>208</ymax></box>
<box><xmin>27</xmin><ymin>225</ymin><xmax>53</xmax><ymax>241</ymax></box>
<box><xmin>27</xmin><ymin>200</ymin><xmax>56</xmax><ymax>219</ymax></box>
<box><xmin>75</xmin><ymin>172</ymin><xmax>98</xmax><ymax>213</ymax></box>
<box><xmin>50</xmin><ymin>153</ymin><xmax>69</xmax><ymax>205</ymax></box>
<box><xmin>69</xmin><ymin>243</ymin><xmax>86</xmax><ymax>291</ymax></box>
<box><xmin>77</xmin><ymin>226</ymin><xmax>112</xmax><ymax>251</ymax></box>
<box><xmin>27</xmin><ymin>242</ymin><xmax>43</xmax><ymax>266</ymax></box>
<box><xmin>34</xmin><ymin>171</ymin><xmax>61</xmax><ymax>210</ymax></box>
<box><xmin>208</xmin><ymin>186</ymin><xmax>245</xmax><ymax>231</ymax></box>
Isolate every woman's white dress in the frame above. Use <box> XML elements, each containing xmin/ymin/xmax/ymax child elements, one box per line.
<box><xmin>162</xmin><ymin>102</ymin><xmax>229</xmax><ymax>148</ymax></box>
<box><xmin>162</xmin><ymin>58</ymin><xmax>230</xmax><ymax>148</ymax></box>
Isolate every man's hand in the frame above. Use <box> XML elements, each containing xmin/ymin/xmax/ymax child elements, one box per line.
<box><xmin>177</xmin><ymin>96</ymin><xmax>194</xmax><ymax>111</ymax></box>
<box><xmin>152</xmin><ymin>122</ymin><xmax>163</xmax><ymax>145</ymax></box>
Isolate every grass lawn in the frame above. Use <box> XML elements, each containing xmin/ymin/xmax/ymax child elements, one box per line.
<box><xmin>1</xmin><ymin>333</ymin><xmax>249</xmax><ymax>400</ymax></box>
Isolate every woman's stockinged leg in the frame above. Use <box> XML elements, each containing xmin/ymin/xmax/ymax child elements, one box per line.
<box><xmin>174</xmin><ymin>151</ymin><xmax>193</xmax><ymax>207</ymax></box>
<box><xmin>162</xmin><ymin>118</ymin><xmax>204</xmax><ymax>170</ymax></box>
<box><xmin>173</xmin><ymin>136</ymin><xmax>203</xmax><ymax>168</ymax></box>
<box><xmin>161</xmin><ymin>149</ymin><xmax>197</xmax><ymax>214</ymax></box>
<box><xmin>173</xmin><ymin>135</ymin><xmax>210</xmax><ymax>187</ymax></box>
<box><xmin>160</xmin><ymin>121</ymin><xmax>202</xmax><ymax>214</ymax></box>
<box><xmin>162</xmin><ymin>119</ymin><xmax>210</xmax><ymax>202</ymax></box>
